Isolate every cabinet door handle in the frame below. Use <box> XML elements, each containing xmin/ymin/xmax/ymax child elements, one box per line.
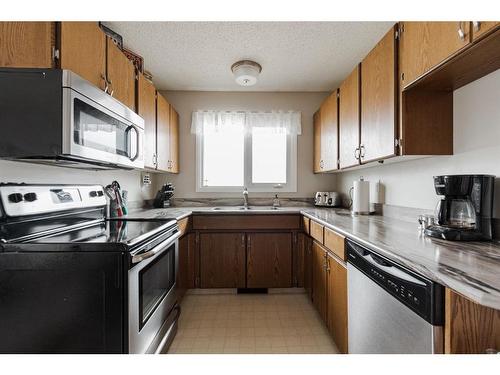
<box><xmin>360</xmin><ymin>145</ymin><xmax>366</xmax><ymax>158</ymax></box>
<box><xmin>354</xmin><ymin>147</ymin><xmax>360</xmax><ymax>160</ymax></box>
<box><xmin>319</xmin><ymin>160</ymin><xmax>324</xmax><ymax>169</ymax></box>
<box><xmin>101</xmin><ymin>74</ymin><xmax>109</xmax><ymax>93</ymax></box>
<box><xmin>473</xmin><ymin>21</ymin><xmax>481</xmax><ymax>32</ymax></box>
<box><xmin>241</xmin><ymin>234</ymin><xmax>245</xmax><ymax>247</ymax></box>
<box><xmin>458</xmin><ymin>22</ymin><xmax>466</xmax><ymax>41</ymax></box>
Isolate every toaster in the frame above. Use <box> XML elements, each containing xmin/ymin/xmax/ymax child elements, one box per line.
<box><xmin>315</xmin><ymin>192</ymin><xmax>341</xmax><ymax>207</ymax></box>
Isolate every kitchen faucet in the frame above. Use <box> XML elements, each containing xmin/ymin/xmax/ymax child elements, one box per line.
<box><xmin>243</xmin><ymin>187</ymin><xmax>249</xmax><ymax>208</ymax></box>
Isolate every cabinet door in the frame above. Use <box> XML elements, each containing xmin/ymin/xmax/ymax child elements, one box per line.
<box><xmin>156</xmin><ymin>93</ymin><xmax>171</xmax><ymax>172</ymax></box>
<box><xmin>361</xmin><ymin>26</ymin><xmax>397</xmax><ymax>163</ymax></box>
<box><xmin>106</xmin><ymin>37</ymin><xmax>135</xmax><ymax>110</ymax></box>
<box><xmin>137</xmin><ymin>73</ymin><xmax>157</xmax><ymax>169</ymax></box>
<box><xmin>313</xmin><ymin>110</ymin><xmax>322</xmax><ymax>173</ymax></box>
<box><xmin>304</xmin><ymin>236</ymin><xmax>313</xmax><ymax>301</ymax></box>
<box><xmin>0</xmin><ymin>22</ymin><xmax>55</xmax><ymax>68</ymax></box>
<box><xmin>312</xmin><ymin>241</ymin><xmax>327</xmax><ymax>322</ymax></box>
<box><xmin>247</xmin><ymin>233</ymin><xmax>292</xmax><ymax>288</ymax></box>
<box><xmin>339</xmin><ymin>65</ymin><xmax>360</xmax><ymax>169</ymax></box>
<box><xmin>320</xmin><ymin>91</ymin><xmax>339</xmax><ymax>171</ymax></box>
<box><xmin>169</xmin><ymin>107</ymin><xmax>180</xmax><ymax>173</ymax></box>
<box><xmin>296</xmin><ymin>233</ymin><xmax>305</xmax><ymax>287</ymax></box>
<box><xmin>178</xmin><ymin>233</ymin><xmax>196</xmax><ymax>292</ymax></box>
<box><xmin>199</xmin><ymin>233</ymin><xmax>246</xmax><ymax>288</ymax></box>
<box><xmin>60</xmin><ymin>22</ymin><xmax>106</xmax><ymax>90</ymax></box>
<box><xmin>445</xmin><ymin>288</ymin><xmax>500</xmax><ymax>354</ymax></box>
<box><xmin>400</xmin><ymin>22</ymin><xmax>471</xmax><ymax>88</ymax></box>
<box><xmin>327</xmin><ymin>253</ymin><xmax>348</xmax><ymax>354</ymax></box>
<box><xmin>471</xmin><ymin>22</ymin><xmax>499</xmax><ymax>41</ymax></box>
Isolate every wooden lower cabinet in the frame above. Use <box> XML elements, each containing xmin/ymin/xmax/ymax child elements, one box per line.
<box><xmin>247</xmin><ymin>232</ymin><xmax>292</xmax><ymax>288</ymax></box>
<box><xmin>326</xmin><ymin>252</ymin><xmax>348</xmax><ymax>354</ymax></box>
<box><xmin>312</xmin><ymin>241</ymin><xmax>327</xmax><ymax>321</ymax></box>
<box><xmin>178</xmin><ymin>232</ymin><xmax>196</xmax><ymax>293</ymax></box>
<box><xmin>445</xmin><ymin>288</ymin><xmax>500</xmax><ymax>354</ymax></box>
<box><xmin>304</xmin><ymin>235</ymin><xmax>313</xmax><ymax>300</ymax></box>
<box><xmin>199</xmin><ymin>233</ymin><xmax>246</xmax><ymax>288</ymax></box>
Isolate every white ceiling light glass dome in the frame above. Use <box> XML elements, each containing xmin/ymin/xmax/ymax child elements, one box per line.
<box><xmin>231</xmin><ymin>60</ymin><xmax>262</xmax><ymax>86</ymax></box>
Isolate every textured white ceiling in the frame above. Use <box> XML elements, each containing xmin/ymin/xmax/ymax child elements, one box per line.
<box><xmin>104</xmin><ymin>22</ymin><xmax>394</xmax><ymax>92</ymax></box>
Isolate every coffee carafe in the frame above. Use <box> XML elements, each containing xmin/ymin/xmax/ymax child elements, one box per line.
<box><xmin>425</xmin><ymin>175</ymin><xmax>495</xmax><ymax>241</ymax></box>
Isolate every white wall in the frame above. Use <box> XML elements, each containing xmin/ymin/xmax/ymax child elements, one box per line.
<box><xmin>0</xmin><ymin>160</ymin><xmax>156</xmax><ymax>203</ymax></box>
<box><xmin>336</xmin><ymin>69</ymin><xmax>500</xmax><ymax>217</ymax></box>
<box><xmin>157</xmin><ymin>91</ymin><xmax>336</xmax><ymax>198</ymax></box>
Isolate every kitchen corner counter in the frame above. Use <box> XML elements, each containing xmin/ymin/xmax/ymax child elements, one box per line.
<box><xmin>126</xmin><ymin>206</ymin><xmax>500</xmax><ymax>310</ymax></box>
<box><xmin>301</xmin><ymin>208</ymin><xmax>500</xmax><ymax>310</ymax></box>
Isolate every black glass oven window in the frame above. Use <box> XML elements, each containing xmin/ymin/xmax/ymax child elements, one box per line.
<box><xmin>139</xmin><ymin>243</ymin><xmax>175</xmax><ymax>328</ymax></box>
<box><xmin>73</xmin><ymin>98</ymin><xmax>130</xmax><ymax>157</ymax></box>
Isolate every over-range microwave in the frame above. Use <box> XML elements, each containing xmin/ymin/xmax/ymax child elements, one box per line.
<box><xmin>0</xmin><ymin>69</ymin><xmax>144</xmax><ymax>170</ymax></box>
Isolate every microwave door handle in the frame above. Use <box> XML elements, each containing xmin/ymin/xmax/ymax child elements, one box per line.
<box><xmin>131</xmin><ymin>231</ymin><xmax>181</xmax><ymax>264</ymax></box>
<box><xmin>126</xmin><ymin>125</ymin><xmax>140</xmax><ymax>161</ymax></box>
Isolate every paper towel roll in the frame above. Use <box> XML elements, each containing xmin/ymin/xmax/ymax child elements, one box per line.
<box><xmin>352</xmin><ymin>178</ymin><xmax>370</xmax><ymax>214</ymax></box>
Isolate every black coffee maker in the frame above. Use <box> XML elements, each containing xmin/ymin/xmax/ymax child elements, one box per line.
<box><xmin>425</xmin><ymin>174</ymin><xmax>495</xmax><ymax>241</ymax></box>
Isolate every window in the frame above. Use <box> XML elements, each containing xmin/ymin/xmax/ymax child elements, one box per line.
<box><xmin>193</xmin><ymin>111</ymin><xmax>300</xmax><ymax>193</ymax></box>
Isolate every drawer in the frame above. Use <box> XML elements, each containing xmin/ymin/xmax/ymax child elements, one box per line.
<box><xmin>302</xmin><ymin>216</ymin><xmax>310</xmax><ymax>235</ymax></box>
<box><xmin>324</xmin><ymin>227</ymin><xmax>346</xmax><ymax>261</ymax></box>
<box><xmin>192</xmin><ymin>214</ymin><xmax>301</xmax><ymax>230</ymax></box>
<box><xmin>177</xmin><ymin>217</ymin><xmax>191</xmax><ymax>237</ymax></box>
<box><xmin>310</xmin><ymin>220</ymin><xmax>324</xmax><ymax>244</ymax></box>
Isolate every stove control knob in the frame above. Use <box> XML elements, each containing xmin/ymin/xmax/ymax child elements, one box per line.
<box><xmin>97</xmin><ymin>190</ymin><xmax>104</xmax><ymax>197</ymax></box>
<box><xmin>8</xmin><ymin>193</ymin><xmax>23</xmax><ymax>203</ymax></box>
<box><xmin>24</xmin><ymin>192</ymin><xmax>38</xmax><ymax>202</ymax></box>
<box><xmin>89</xmin><ymin>191</ymin><xmax>98</xmax><ymax>198</ymax></box>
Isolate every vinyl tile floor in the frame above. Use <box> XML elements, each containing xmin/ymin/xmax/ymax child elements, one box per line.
<box><xmin>168</xmin><ymin>290</ymin><xmax>339</xmax><ymax>354</ymax></box>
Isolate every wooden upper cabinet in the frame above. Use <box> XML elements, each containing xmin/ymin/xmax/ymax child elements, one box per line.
<box><xmin>60</xmin><ymin>22</ymin><xmax>106</xmax><ymax>90</ymax></box>
<box><xmin>137</xmin><ymin>73</ymin><xmax>157</xmax><ymax>170</ymax></box>
<box><xmin>339</xmin><ymin>65</ymin><xmax>360</xmax><ymax>169</ymax></box>
<box><xmin>312</xmin><ymin>241</ymin><xmax>327</xmax><ymax>322</ymax></box>
<box><xmin>106</xmin><ymin>37</ymin><xmax>135</xmax><ymax>111</ymax></box>
<box><xmin>471</xmin><ymin>22</ymin><xmax>500</xmax><ymax>41</ymax></box>
<box><xmin>399</xmin><ymin>22</ymin><xmax>471</xmax><ymax>88</ymax></box>
<box><xmin>326</xmin><ymin>253</ymin><xmax>348</xmax><ymax>354</ymax></box>
<box><xmin>169</xmin><ymin>107</ymin><xmax>180</xmax><ymax>173</ymax></box>
<box><xmin>199</xmin><ymin>233</ymin><xmax>246</xmax><ymax>288</ymax></box>
<box><xmin>313</xmin><ymin>110</ymin><xmax>322</xmax><ymax>173</ymax></box>
<box><xmin>319</xmin><ymin>91</ymin><xmax>339</xmax><ymax>171</ymax></box>
<box><xmin>0</xmin><ymin>22</ymin><xmax>55</xmax><ymax>68</ymax></box>
<box><xmin>360</xmin><ymin>26</ymin><xmax>397</xmax><ymax>163</ymax></box>
<box><xmin>246</xmin><ymin>233</ymin><xmax>293</xmax><ymax>288</ymax></box>
<box><xmin>156</xmin><ymin>93</ymin><xmax>171</xmax><ymax>172</ymax></box>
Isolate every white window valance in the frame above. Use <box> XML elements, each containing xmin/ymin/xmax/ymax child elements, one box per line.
<box><xmin>191</xmin><ymin>110</ymin><xmax>302</xmax><ymax>135</ymax></box>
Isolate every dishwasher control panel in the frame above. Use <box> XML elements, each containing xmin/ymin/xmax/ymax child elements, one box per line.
<box><xmin>347</xmin><ymin>240</ymin><xmax>444</xmax><ymax>325</ymax></box>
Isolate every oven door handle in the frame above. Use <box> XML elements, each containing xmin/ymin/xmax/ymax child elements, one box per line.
<box><xmin>131</xmin><ymin>230</ymin><xmax>181</xmax><ymax>264</ymax></box>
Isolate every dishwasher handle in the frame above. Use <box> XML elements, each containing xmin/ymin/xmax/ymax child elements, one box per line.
<box><xmin>348</xmin><ymin>240</ymin><xmax>426</xmax><ymax>286</ymax></box>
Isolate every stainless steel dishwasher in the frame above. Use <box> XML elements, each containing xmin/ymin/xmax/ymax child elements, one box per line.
<box><xmin>346</xmin><ymin>239</ymin><xmax>444</xmax><ymax>354</ymax></box>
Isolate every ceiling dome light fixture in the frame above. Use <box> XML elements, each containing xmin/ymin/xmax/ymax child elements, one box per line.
<box><xmin>231</xmin><ymin>60</ymin><xmax>262</xmax><ymax>87</ymax></box>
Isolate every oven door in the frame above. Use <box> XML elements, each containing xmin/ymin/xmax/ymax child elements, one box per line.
<box><xmin>128</xmin><ymin>231</ymin><xmax>181</xmax><ymax>354</ymax></box>
<box><xmin>62</xmin><ymin>85</ymin><xmax>144</xmax><ymax>169</ymax></box>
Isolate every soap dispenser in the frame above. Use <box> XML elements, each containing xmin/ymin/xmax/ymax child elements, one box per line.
<box><xmin>273</xmin><ymin>194</ymin><xmax>280</xmax><ymax>208</ymax></box>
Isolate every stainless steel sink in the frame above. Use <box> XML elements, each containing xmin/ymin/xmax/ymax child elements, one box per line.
<box><xmin>211</xmin><ymin>206</ymin><xmax>251</xmax><ymax>211</ymax></box>
<box><xmin>211</xmin><ymin>206</ymin><xmax>281</xmax><ymax>211</ymax></box>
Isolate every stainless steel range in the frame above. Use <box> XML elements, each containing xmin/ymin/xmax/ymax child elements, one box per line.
<box><xmin>0</xmin><ymin>184</ymin><xmax>180</xmax><ymax>354</ymax></box>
